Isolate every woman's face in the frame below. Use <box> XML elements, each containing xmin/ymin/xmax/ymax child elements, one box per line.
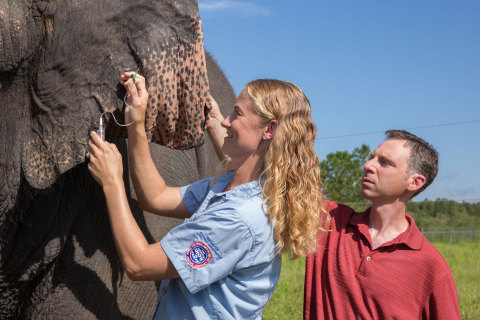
<box><xmin>221</xmin><ymin>89</ymin><xmax>267</xmax><ymax>161</ymax></box>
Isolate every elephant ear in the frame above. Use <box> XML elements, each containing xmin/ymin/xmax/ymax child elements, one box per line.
<box><xmin>145</xmin><ymin>18</ymin><xmax>211</xmax><ymax>149</ymax></box>
<box><xmin>107</xmin><ymin>5</ymin><xmax>212</xmax><ymax>149</ymax></box>
<box><xmin>22</xmin><ymin>1</ymin><xmax>212</xmax><ymax>189</ymax></box>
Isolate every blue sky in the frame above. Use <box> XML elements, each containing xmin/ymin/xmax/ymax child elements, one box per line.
<box><xmin>198</xmin><ymin>0</ymin><xmax>480</xmax><ymax>202</ymax></box>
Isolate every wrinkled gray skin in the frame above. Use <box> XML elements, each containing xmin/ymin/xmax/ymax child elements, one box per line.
<box><xmin>0</xmin><ymin>0</ymin><xmax>235</xmax><ymax>318</ymax></box>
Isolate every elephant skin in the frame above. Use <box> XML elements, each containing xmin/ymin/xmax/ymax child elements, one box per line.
<box><xmin>0</xmin><ymin>0</ymin><xmax>236</xmax><ymax>318</ymax></box>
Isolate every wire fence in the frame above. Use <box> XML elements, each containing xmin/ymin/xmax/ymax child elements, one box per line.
<box><xmin>422</xmin><ymin>230</ymin><xmax>480</xmax><ymax>244</ymax></box>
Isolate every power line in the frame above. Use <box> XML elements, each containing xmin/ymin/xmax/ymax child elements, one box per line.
<box><xmin>318</xmin><ymin>119</ymin><xmax>480</xmax><ymax>140</ymax></box>
<box><xmin>339</xmin><ymin>198</ymin><xmax>480</xmax><ymax>205</ymax></box>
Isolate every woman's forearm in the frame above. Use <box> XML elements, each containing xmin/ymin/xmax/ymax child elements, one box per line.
<box><xmin>103</xmin><ymin>180</ymin><xmax>149</xmax><ymax>275</ymax></box>
<box><xmin>127</xmin><ymin>124</ymin><xmax>168</xmax><ymax>211</ymax></box>
<box><xmin>126</xmin><ymin>124</ymin><xmax>188</xmax><ymax>218</ymax></box>
<box><xmin>102</xmin><ymin>180</ymin><xmax>177</xmax><ymax>280</ymax></box>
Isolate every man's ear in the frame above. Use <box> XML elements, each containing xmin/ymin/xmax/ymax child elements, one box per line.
<box><xmin>263</xmin><ymin>120</ymin><xmax>277</xmax><ymax>141</ymax></box>
<box><xmin>407</xmin><ymin>174</ymin><xmax>426</xmax><ymax>192</ymax></box>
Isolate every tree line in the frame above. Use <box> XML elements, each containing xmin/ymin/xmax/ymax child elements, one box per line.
<box><xmin>320</xmin><ymin>145</ymin><xmax>480</xmax><ymax>231</ymax></box>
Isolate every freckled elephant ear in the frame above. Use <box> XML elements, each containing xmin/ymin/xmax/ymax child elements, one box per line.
<box><xmin>145</xmin><ymin>18</ymin><xmax>211</xmax><ymax>149</ymax></box>
<box><xmin>20</xmin><ymin>1</ymin><xmax>212</xmax><ymax>190</ymax></box>
<box><xmin>109</xmin><ymin>16</ymin><xmax>211</xmax><ymax>149</ymax></box>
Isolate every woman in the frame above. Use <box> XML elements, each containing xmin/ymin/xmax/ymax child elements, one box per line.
<box><xmin>88</xmin><ymin>73</ymin><xmax>325</xmax><ymax>319</ymax></box>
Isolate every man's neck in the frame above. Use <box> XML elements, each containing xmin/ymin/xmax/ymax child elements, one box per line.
<box><xmin>368</xmin><ymin>200</ymin><xmax>409</xmax><ymax>249</ymax></box>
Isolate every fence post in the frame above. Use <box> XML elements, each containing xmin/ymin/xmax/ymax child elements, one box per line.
<box><xmin>449</xmin><ymin>230</ymin><xmax>453</xmax><ymax>244</ymax></box>
<box><xmin>473</xmin><ymin>230</ymin><xmax>475</xmax><ymax>243</ymax></box>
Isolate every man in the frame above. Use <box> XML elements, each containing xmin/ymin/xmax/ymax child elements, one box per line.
<box><xmin>304</xmin><ymin>130</ymin><xmax>461</xmax><ymax>319</ymax></box>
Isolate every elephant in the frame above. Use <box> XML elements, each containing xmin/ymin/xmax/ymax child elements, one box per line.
<box><xmin>0</xmin><ymin>0</ymin><xmax>235</xmax><ymax>318</ymax></box>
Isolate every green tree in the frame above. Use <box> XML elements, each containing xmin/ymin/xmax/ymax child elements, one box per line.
<box><xmin>320</xmin><ymin>144</ymin><xmax>370</xmax><ymax>210</ymax></box>
<box><xmin>407</xmin><ymin>199</ymin><xmax>480</xmax><ymax>231</ymax></box>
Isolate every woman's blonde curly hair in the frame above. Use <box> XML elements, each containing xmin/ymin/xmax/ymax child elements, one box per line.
<box><xmin>246</xmin><ymin>79</ymin><xmax>328</xmax><ymax>258</ymax></box>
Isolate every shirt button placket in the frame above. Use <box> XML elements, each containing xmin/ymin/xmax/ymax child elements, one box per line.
<box><xmin>358</xmin><ymin>253</ymin><xmax>372</xmax><ymax>276</ymax></box>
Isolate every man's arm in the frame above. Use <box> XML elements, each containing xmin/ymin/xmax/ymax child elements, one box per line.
<box><xmin>422</xmin><ymin>273</ymin><xmax>461</xmax><ymax>319</ymax></box>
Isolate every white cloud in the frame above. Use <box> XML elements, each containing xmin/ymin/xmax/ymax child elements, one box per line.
<box><xmin>199</xmin><ymin>0</ymin><xmax>272</xmax><ymax>17</ymax></box>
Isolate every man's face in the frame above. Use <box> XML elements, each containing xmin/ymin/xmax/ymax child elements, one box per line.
<box><xmin>361</xmin><ymin>139</ymin><xmax>412</xmax><ymax>202</ymax></box>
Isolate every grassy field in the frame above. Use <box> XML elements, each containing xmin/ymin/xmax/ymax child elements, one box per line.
<box><xmin>263</xmin><ymin>240</ymin><xmax>480</xmax><ymax>319</ymax></box>
<box><xmin>434</xmin><ymin>240</ymin><xmax>480</xmax><ymax>320</ymax></box>
<box><xmin>263</xmin><ymin>255</ymin><xmax>306</xmax><ymax>320</ymax></box>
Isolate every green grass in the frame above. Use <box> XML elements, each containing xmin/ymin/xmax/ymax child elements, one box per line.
<box><xmin>433</xmin><ymin>240</ymin><xmax>480</xmax><ymax>320</ymax></box>
<box><xmin>263</xmin><ymin>241</ymin><xmax>480</xmax><ymax>319</ymax></box>
<box><xmin>263</xmin><ymin>255</ymin><xmax>305</xmax><ymax>319</ymax></box>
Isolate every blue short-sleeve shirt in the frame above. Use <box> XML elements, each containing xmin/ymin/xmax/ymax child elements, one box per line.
<box><xmin>153</xmin><ymin>172</ymin><xmax>282</xmax><ymax>320</ymax></box>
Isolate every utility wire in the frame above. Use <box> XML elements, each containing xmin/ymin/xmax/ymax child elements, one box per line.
<box><xmin>318</xmin><ymin>119</ymin><xmax>480</xmax><ymax>140</ymax></box>
<box><xmin>339</xmin><ymin>198</ymin><xmax>480</xmax><ymax>205</ymax></box>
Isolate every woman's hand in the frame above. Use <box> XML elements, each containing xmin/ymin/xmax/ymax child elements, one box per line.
<box><xmin>205</xmin><ymin>95</ymin><xmax>227</xmax><ymax>161</ymax></box>
<box><xmin>120</xmin><ymin>71</ymin><xmax>149</xmax><ymax>126</ymax></box>
<box><xmin>206</xmin><ymin>95</ymin><xmax>224</xmax><ymax>130</ymax></box>
<box><xmin>88</xmin><ymin>131</ymin><xmax>124</xmax><ymax>188</ymax></box>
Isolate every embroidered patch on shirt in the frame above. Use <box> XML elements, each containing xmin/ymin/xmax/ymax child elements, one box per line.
<box><xmin>200</xmin><ymin>232</ymin><xmax>223</xmax><ymax>259</ymax></box>
<box><xmin>186</xmin><ymin>242</ymin><xmax>212</xmax><ymax>268</ymax></box>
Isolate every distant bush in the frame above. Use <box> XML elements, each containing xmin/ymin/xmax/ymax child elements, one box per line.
<box><xmin>407</xmin><ymin>199</ymin><xmax>480</xmax><ymax>231</ymax></box>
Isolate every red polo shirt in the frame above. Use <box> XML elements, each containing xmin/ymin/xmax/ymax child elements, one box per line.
<box><xmin>304</xmin><ymin>201</ymin><xmax>460</xmax><ymax>319</ymax></box>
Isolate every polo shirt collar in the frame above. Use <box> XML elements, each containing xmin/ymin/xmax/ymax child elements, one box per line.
<box><xmin>348</xmin><ymin>208</ymin><xmax>423</xmax><ymax>251</ymax></box>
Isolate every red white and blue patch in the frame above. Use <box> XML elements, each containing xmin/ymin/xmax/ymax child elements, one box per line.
<box><xmin>186</xmin><ymin>242</ymin><xmax>212</xmax><ymax>268</ymax></box>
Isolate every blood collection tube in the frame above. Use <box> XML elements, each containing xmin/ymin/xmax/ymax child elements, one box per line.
<box><xmin>97</xmin><ymin>116</ymin><xmax>105</xmax><ymax>141</ymax></box>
